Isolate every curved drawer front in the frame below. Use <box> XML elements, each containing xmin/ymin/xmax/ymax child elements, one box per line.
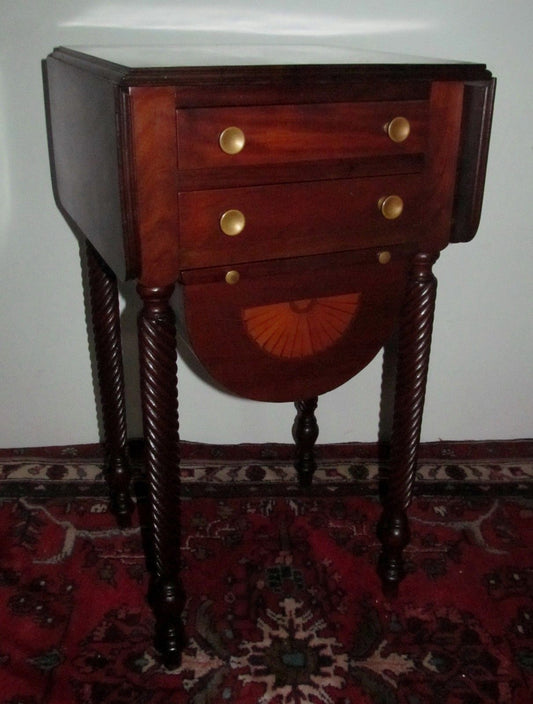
<box><xmin>177</xmin><ymin>101</ymin><xmax>428</xmax><ymax>169</ymax></box>
<box><xmin>178</xmin><ymin>174</ymin><xmax>425</xmax><ymax>269</ymax></box>
<box><xmin>177</xmin><ymin>246</ymin><xmax>412</xmax><ymax>401</ymax></box>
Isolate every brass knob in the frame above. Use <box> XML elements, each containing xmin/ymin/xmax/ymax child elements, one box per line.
<box><xmin>377</xmin><ymin>250</ymin><xmax>392</xmax><ymax>265</ymax></box>
<box><xmin>225</xmin><ymin>270</ymin><xmax>240</xmax><ymax>285</ymax></box>
<box><xmin>378</xmin><ymin>195</ymin><xmax>404</xmax><ymax>220</ymax></box>
<box><xmin>220</xmin><ymin>209</ymin><xmax>246</xmax><ymax>236</ymax></box>
<box><xmin>385</xmin><ymin>116</ymin><xmax>411</xmax><ymax>143</ymax></box>
<box><xmin>219</xmin><ymin>126</ymin><xmax>245</xmax><ymax>155</ymax></box>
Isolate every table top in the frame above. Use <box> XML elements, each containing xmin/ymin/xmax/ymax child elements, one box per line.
<box><xmin>59</xmin><ymin>43</ymin><xmax>475</xmax><ymax>67</ymax></box>
<box><xmin>52</xmin><ymin>44</ymin><xmax>491</xmax><ymax>83</ymax></box>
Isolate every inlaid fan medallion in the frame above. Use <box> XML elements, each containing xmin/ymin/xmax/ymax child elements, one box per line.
<box><xmin>242</xmin><ymin>293</ymin><xmax>361</xmax><ymax>359</ymax></box>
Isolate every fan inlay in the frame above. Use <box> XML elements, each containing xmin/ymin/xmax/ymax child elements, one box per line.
<box><xmin>242</xmin><ymin>293</ymin><xmax>361</xmax><ymax>359</ymax></box>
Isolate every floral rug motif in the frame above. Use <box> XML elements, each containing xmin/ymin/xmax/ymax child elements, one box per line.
<box><xmin>1</xmin><ymin>465</ymin><xmax>532</xmax><ymax>703</ymax></box>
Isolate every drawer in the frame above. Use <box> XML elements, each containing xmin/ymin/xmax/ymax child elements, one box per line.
<box><xmin>177</xmin><ymin>101</ymin><xmax>428</xmax><ymax>170</ymax></box>
<box><xmin>178</xmin><ymin>174</ymin><xmax>425</xmax><ymax>269</ymax></box>
<box><xmin>177</xmin><ymin>246</ymin><xmax>412</xmax><ymax>401</ymax></box>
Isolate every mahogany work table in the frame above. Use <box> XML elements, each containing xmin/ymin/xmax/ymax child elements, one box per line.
<box><xmin>43</xmin><ymin>44</ymin><xmax>495</xmax><ymax>667</ymax></box>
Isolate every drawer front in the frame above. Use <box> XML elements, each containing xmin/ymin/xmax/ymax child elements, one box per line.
<box><xmin>177</xmin><ymin>101</ymin><xmax>428</xmax><ymax>169</ymax></box>
<box><xmin>178</xmin><ymin>174</ymin><xmax>425</xmax><ymax>269</ymax></box>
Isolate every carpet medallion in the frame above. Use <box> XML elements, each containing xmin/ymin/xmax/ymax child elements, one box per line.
<box><xmin>0</xmin><ymin>446</ymin><xmax>532</xmax><ymax>703</ymax></box>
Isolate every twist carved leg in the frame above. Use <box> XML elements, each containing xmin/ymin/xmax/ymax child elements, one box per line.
<box><xmin>85</xmin><ymin>240</ymin><xmax>133</xmax><ymax>527</ymax></box>
<box><xmin>137</xmin><ymin>284</ymin><xmax>185</xmax><ymax>668</ymax></box>
<box><xmin>378</xmin><ymin>252</ymin><xmax>439</xmax><ymax>596</ymax></box>
<box><xmin>292</xmin><ymin>397</ymin><xmax>319</xmax><ymax>487</ymax></box>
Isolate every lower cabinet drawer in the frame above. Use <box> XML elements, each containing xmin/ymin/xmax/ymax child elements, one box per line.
<box><xmin>176</xmin><ymin>246</ymin><xmax>412</xmax><ymax>401</ymax></box>
<box><xmin>178</xmin><ymin>174</ymin><xmax>425</xmax><ymax>269</ymax></box>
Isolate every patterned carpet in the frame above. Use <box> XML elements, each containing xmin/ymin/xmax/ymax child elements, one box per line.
<box><xmin>0</xmin><ymin>443</ymin><xmax>532</xmax><ymax>703</ymax></box>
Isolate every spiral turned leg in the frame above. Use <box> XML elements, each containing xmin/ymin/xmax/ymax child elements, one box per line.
<box><xmin>292</xmin><ymin>397</ymin><xmax>319</xmax><ymax>487</ymax></box>
<box><xmin>137</xmin><ymin>284</ymin><xmax>185</xmax><ymax>668</ymax></box>
<box><xmin>85</xmin><ymin>240</ymin><xmax>133</xmax><ymax>528</ymax></box>
<box><xmin>378</xmin><ymin>252</ymin><xmax>439</xmax><ymax>596</ymax></box>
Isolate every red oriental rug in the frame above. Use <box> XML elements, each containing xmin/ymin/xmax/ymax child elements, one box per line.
<box><xmin>0</xmin><ymin>442</ymin><xmax>532</xmax><ymax>703</ymax></box>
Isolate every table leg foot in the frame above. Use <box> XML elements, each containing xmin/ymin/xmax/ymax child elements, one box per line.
<box><xmin>292</xmin><ymin>397</ymin><xmax>319</xmax><ymax>487</ymax></box>
<box><xmin>377</xmin><ymin>508</ymin><xmax>410</xmax><ymax>597</ymax></box>
<box><xmin>150</xmin><ymin>578</ymin><xmax>186</xmax><ymax>669</ymax></box>
<box><xmin>108</xmin><ymin>451</ymin><xmax>134</xmax><ymax>528</ymax></box>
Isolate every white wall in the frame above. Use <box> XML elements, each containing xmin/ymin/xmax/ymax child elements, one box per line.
<box><xmin>1</xmin><ymin>1</ymin><xmax>531</xmax><ymax>449</ymax></box>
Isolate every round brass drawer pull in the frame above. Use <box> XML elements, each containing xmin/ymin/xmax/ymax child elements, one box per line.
<box><xmin>225</xmin><ymin>270</ymin><xmax>240</xmax><ymax>285</ymax></box>
<box><xmin>378</xmin><ymin>195</ymin><xmax>404</xmax><ymax>220</ymax></box>
<box><xmin>385</xmin><ymin>116</ymin><xmax>411</xmax><ymax>143</ymax></box>
<box><xmin>220</xmin><ymin>209</ymin><xmax>246</xmax><ymax>236</ymax></box>
<box><xmin>377</xmin><ymin>250</ymin><xmax>392</xmax><ymax>265</ymax></box>
<box><xmin>219</xmin><ymin>126</ymin><xmax>245</xmax><ymax>155</ymax></box>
